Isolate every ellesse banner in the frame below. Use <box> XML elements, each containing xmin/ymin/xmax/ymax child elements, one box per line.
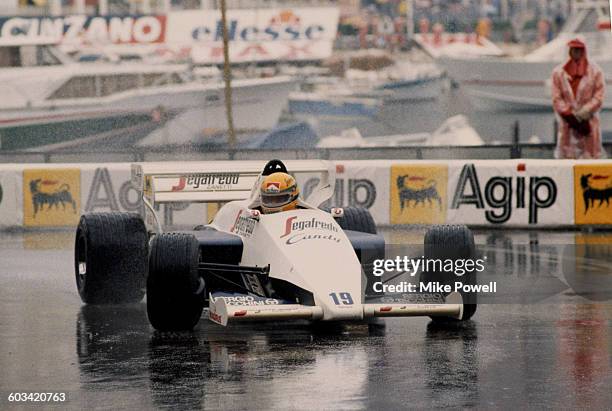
<box><xmin>574</xmin><ymin>164</ymin><xmax>612</xmax><ymax>225</ymax></box>
<box><xmin>167</xmin><ymin>8</ymin><xmax>339</xmax><ymax>63</ymax></box>
<box><xmin>446</xmin><ymin>161</ymin><xmax>573</xmax><ymax>226</ymax></box>
<box><xmin>390</xmin><ymin>164</ymin><xmax>448</xmax><ymax>225</ymax></box>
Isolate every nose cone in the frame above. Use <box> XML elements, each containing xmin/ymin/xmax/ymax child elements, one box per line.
<box><xmin>268</xmin><ymin>211</ymin><xmax>364</xmax><ymax>321</ymax></box>
<box><xmin>288</xmin><ymin>250</ymin><xmax>363</xmax><ymax>321</ymax></box>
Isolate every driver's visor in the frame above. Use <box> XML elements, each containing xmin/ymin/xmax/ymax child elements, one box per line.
<box><xmin>261</xmin><ymin>192</ymin><xmax>298</xmax><ymax>208</ymax></box>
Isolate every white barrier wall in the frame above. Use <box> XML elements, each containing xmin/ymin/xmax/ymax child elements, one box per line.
<box><xmin>0</xmin><ymin>165</ymin><xmax>20</xmax><ymax>227</ymax></box>
<box><xmin>1</xmin><ymin>160</ymin><xmax>611</xmax><ymax>229</ymax></box>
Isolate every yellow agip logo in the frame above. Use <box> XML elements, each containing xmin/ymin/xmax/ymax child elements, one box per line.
<box><xmin>574</xmin><ymin>165</ymin><xmax>612</xmax><ymax>225</ymax></box>
<box><xmin>390</xmin><ymin>165</ymin><xmax>448</xmax><ymax>224</ymax></box>
<box><xmin>23</xmin><ymin>169</ymin><xmax>80</xmax><ymax>227</ymax></box>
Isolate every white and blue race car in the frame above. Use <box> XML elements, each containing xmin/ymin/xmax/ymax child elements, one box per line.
<box><xmin>74</xmin><ymin>159</ymin><xmax>477</xmax><ymax>331</ymax></box>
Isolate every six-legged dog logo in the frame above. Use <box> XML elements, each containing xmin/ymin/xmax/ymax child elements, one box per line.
<box><xmin>580</xmin><ymin>173</ymin><xmax>612</xmax><ymax>214</ymax></box>
<box><xmin>29</xmin><ymin>178</ymin><xmax>77</xmax><ymax>218</ymax></box>
<box><xmin>396</xmin><ymin>175</ymin><xmax>442</xmax><ymax>212</ymax></box>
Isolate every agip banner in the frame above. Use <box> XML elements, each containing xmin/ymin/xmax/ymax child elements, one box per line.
<box><xmin>574</xmin><ymin>164</ymin><xmax>612</xmax><ymax>225</ymax></box>
<box><xmin>300</xmin><ymin>162</ymin><xmax>389</xmax><ymax>225</ymax></box>
<box><xmin>389</xmin><ymin>164</ymin><xmax>448</xmax><ymax>225</ymax></box>
<box><xmin>2</xmin><ymin>159</ymin><xmax>612</xmax><ymax>229</ymax></box>
<box><xmin>80</xmin><ymin>164</ymin><xmax>207</xmax><ymax>228</ymax></box>
<box><xmin>23</xmin><ymin>168</ymin><xmax>81</xmax><ymax>227</ymax></box>
<box><xmin>446</xmin><ymin>161</ymin><xmax>573</xmax><ymax>226</ymax></box>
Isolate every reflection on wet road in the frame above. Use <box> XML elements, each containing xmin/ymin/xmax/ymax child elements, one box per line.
<box><xmin>0</xmin><ymin>230</ymin><xmax>611</xmax><ymax>409</ymax></box>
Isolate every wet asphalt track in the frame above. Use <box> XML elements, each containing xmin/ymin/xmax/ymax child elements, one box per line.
<box><xmin>0</xmin><ymin>228</ymin><xmax>611</xmax><ymax>410</ymax></box>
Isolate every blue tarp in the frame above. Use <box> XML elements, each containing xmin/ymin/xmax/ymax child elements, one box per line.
<box><xmin>243</xmin><ymin>122</ymin><xmax>319</xmax><ymax>149</ymax></box>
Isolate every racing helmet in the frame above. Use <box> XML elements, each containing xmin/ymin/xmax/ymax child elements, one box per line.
<box><xmin>260</xmin><ymin>172</ymin><xmax>299</xmax><ymax>213</ymax></box>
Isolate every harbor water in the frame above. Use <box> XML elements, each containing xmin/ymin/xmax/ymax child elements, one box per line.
<box><xmin>299</xmin><ymin>85</ymin><xmax>569</xmax><ymax>145</ymax></box>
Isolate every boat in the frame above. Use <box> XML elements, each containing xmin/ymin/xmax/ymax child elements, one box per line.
<box><xmin>0</xmin><ymin>38</ymin><xmax>294</xmax><ymax>151</ymax></box>
<box><xmin>414</xmin><ymin>32</ymin><xmax>505</xmax><ymax>59</ymax></box>
<box><xmin>436</xmin><ymin>0</ymin><xmax>612</xmax><ymax>112</ymax></box>
<box><xmin>288</xmin><ymin>91</ymin><xmax>381</xmax><ymax>119</ymax></box>
<box><xmin>316</xmin><ymin>115</ymin><xmax>483</xmax><ymax>148</ymax></box>
<box><xmin>343</xmin><ymin>62</ymin><xmax>445</xmax><ymax>102</ymax></box>
<box><xmin>287</xmin><ymin>60</ymin><xmax>444</xmax><ymax>119</ymax></box>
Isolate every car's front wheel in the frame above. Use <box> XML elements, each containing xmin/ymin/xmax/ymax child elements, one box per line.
<box><xmin>421</xmin><ymin>225</ymin><xmax>477</xmax><ymax>322</ymax></box>
<box><xmin>147</xmin><ymin>233</ymin><xmax>205</xmax><ymax>331</ymax></box>
<box><xmin>75</xmin><ymin>212</ymin><xmax>148</xmax><ymax>304</ymax></box>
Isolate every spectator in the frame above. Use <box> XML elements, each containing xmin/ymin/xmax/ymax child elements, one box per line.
<box><xmin>552</xmin><ymin>39</ymin><xmax>605</xmax><ymax>159</ymax></box>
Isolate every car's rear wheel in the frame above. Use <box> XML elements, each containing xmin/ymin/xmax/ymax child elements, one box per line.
<box><xmin>422</xmin><ymin>225</ymin><xmax>477</xmax><ymax>322</ymax></box>
<box><xmin>330</xmin><ymin>206</ymin><xmax>377</xmax><ymax>234</ymax></box>
<box><xmin>147</xmin><ymin>233</ymin><xmax>205</xmax><ymax>331</ymax></box>
<box><xmin>75</xmin><ymin>212</ymin><xmax>148</xmax><ymax>304</ymax></box>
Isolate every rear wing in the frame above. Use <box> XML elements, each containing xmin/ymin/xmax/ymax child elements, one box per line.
<box><xmin>131</xmin><ymin>160</ymin><xmax>336</xmax><ymax>231</ymax></box>
<box><xmin>131</xmin><ymin>160</ymin><xmax>334</xmax><ymax>205</ymax></box>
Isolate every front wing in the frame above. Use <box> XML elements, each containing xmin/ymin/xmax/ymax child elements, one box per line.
<box><xmin>208</xmin><ymin>292</ymin><xmax>463</xmax><ymax>326</ymax></box>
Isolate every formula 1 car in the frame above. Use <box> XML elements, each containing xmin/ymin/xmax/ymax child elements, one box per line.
<box><xmin>74</xmin><ymin>159</ymin><xmax>477</xmax><ymax>331</ymax></box>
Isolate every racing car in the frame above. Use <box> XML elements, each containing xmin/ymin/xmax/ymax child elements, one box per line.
<box><xmin>74</xmin><ymin>159</ymin><xmax>477</xmax><ymax>331</ymax></box>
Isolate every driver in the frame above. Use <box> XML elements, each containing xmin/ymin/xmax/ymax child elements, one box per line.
<box><xmin>260</xmin><ymin>172</ymin><xmax>300</xmax><ymax>214</ymax></box>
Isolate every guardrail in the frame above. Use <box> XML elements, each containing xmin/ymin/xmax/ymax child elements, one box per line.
<box><xmin>2</xmin><ymin>142</ymin><xmax>611</xmax><ymax>164</ymax></box>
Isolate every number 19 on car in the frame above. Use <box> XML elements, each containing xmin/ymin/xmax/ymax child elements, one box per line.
<box><xmin>329</xmin><ymin>292</ymin><xmax>354</xmax><ymax>305</ymax></box>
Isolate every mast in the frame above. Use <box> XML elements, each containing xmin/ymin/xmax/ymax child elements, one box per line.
<box><xmin>99</xmin><ymin>0</ymin><xmax>108</xmax><ymax>15</ymax></box>
<box><xmin>220</xmin><ymin>0</ymin><xmax>236</xmax><ymax>150</ymax></box>
<box><xmin>405</xmin><ymin>0</ymin><xmax>414</xmax><ymax>45</ymax></box>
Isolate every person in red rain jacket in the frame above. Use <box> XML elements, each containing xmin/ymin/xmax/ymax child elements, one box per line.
<box><xmin>551</xmin><ymin>38</ymin><xmax>605</xmax><ymax>159</ymax></box>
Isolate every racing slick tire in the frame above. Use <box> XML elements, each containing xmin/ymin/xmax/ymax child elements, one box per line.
<box><xmin>422</xmin><ymin>225</ymin><xmax>477</xmax><ymax>322</ymax></box>
<box><xmin>147</xmin><ymin>233</ymin><xmax>205</xmax><ymax>331</ymax></box>
<box><xmin>75</xmin><ymin>212</ymin><xmax>148</xmax><ymax>304</ymax></box>
<box><xmin>331</xmin><ymin>206</ymin><xmax>377</xmax><ymax>234</ymax></box>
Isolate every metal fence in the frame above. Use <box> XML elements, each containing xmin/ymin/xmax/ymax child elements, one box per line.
<box><xmin>2</xmin><ymin>142</ymin><xmax>610</xmax><ymax>164</ymax></box>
